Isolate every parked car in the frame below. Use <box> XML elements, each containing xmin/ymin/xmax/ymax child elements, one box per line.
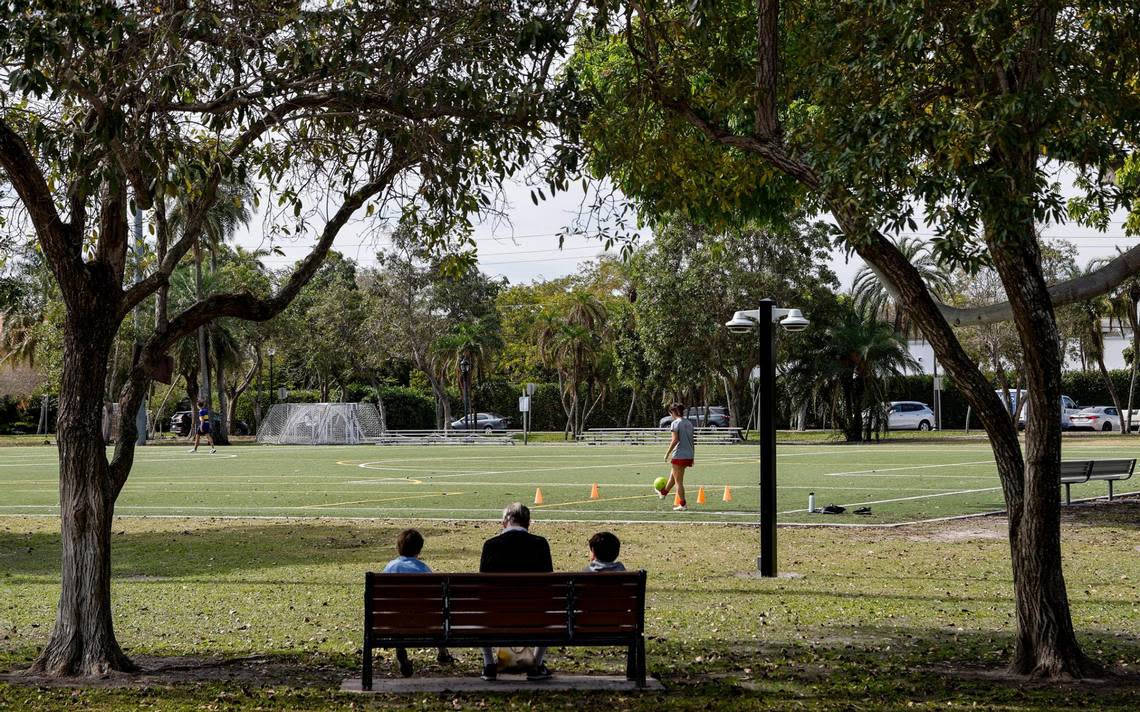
<box><xmin>450</xmin><ymin>412</ymin><xmax>511</xmax><ymax>433</ymax></box>
<box><xmin>996</xmin><ymin>390</ymin><xmax>1082</xmax><ymax>430</ymax></box>
<box><xmin>1067</xmin><ymin>406</ymin><xmax>1121</xmax><ymax>432</ymax></box>
<box><xmin>658</xmin><ymin>406</ymin><xmax>731</xmax><ymax>429</ymax></box>
<box><xmin>170</xmin><ymin>410</ymin><xmax>194</xmax><ymax>437</ymax></box>
<box><xmin>170</xmin><ymin>411</ymin><xmax>246</xmax><ymax>436</ymax></box>
<box><xmin>885</xmin><ymin>401</ymin><xmax>935</xmax><ymax>431</ymax></box>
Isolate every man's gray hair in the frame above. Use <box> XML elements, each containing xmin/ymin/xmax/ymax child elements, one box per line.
<box><xmin>501</xmin><ymin>502</ymin><xmax>531</xmax><ymax>529</ymax></box>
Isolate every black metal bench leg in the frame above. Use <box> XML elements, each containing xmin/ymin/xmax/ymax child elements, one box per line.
<box><xmin>637</xmin><ymin>637</ymin><xmax>647</xmax><ymax>688</ymax></box>
<box><xmin>362</xmin><ymin>645</ymin><xmax>373</xmax><ymax>691</ymax></box>
<box><xmin>626</xmin><ymin>643</ymin><xmax>636</xmax><ymax>680</ymax></box>
<box><xmin>1064</xmin><ymin>483</ymin><xmax>1071</xmax><ymax>505</ymax></box>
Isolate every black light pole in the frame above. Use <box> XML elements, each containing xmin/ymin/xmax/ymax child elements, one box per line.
<box><xmin>756</xmin><ymin>300</ymin><xmax>776</xmax><ymax>576</ymax></box>
<box><xmin>726</xmin><ymin>300</ymin><xmax>809</xmax><ymax>577</ymax></box>
<box><xmin>459</xmin><ymin>356</ymin><xmax>472</xmax><ymax>431</ymax></box>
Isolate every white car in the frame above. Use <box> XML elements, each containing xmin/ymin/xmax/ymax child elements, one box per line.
<box><xmin>1067</xmin><ymin>406</ymin><xmax>1121</xmax><ymax>432</ymax></box>
<box><xmin>886</xmin><ymin>401</ymin><xmax>936</xmax><ymax>431</ymax></box>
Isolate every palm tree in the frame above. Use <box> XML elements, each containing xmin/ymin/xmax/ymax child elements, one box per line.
<box><xmin>787</xmin><ymin>302</ymin><xmax>919</xmax><ymax>441</ymax></box>
<box><xmin>852</xmin><ymin>236</ymin><xmax>952</xmax><ymax>336</ymax></box>
<box><xmin>533</xmin><ymin>290</ymin><xmax>612</xmax><ymax>437</ymax></box>
<box><xmin>431</xmin><ymin>318</ymin><xmax>502</xmax><ymax>428</ymax></box>
<box><xmin>168</xmin><ymin>179</ymin><xmax>255</xmax><ymax>444</ymax></box>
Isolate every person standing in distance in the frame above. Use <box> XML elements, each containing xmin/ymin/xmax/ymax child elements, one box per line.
<box><xmin>478</xmin><ymin>502</ymin><xmax>554</xmax><ymax>682</ymax></box>
<box><xmin>188</xmin><ymin>399</ymin><xmax>216</xmax><ymax>454</ymax></box>
<box><xmin>657</xmin><ymin>403</ymin><xmax>694</xmax><ymax>511</ymax></box>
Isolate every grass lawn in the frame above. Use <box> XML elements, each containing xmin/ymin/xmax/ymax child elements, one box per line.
<box><xmin>1</xmin><ymin>503</ymin><xmax>1139</xmax><ymax>710</ymax></box>
<box><xmin>2</xmin><ymin>439</ymin><xmax>1137</xmax><ymax>525</ymax></box>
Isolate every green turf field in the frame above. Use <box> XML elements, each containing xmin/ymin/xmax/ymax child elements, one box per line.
<box><xmin>2</xmin><ymin>438</ymin><xmax>1137</xmax><ymax>524</ymax></box>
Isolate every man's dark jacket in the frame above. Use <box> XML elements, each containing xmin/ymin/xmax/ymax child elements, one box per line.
<box><xmin>479</xmin><ymin>528</ymin><xmax>553</xmax><ymax>573</ymax></box>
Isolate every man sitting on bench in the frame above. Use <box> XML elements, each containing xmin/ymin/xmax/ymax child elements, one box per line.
<box><xmin>479</xmin><ymin>502</ymin><xmax>554</xmax><ymax>682</ymax></box>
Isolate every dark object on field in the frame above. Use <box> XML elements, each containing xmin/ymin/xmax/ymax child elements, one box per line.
<box><xmin>854</xmin><ymin>507</ymin><xmax>872</xmax><ymax>515</ymax></box>
<box><xmin>820</xmin><ymin>504</ymin><xmax>846</xmax><ymax>514</ymax></box>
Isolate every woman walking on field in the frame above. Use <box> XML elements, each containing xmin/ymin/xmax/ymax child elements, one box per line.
<box><xmin>658</xmin><ymin>402</ymin><xmax>695</xmax><ymax>511</ymax></box>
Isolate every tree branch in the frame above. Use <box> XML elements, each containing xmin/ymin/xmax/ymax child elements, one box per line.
<box><xmin>109</xmin><ymin>153</ymin><xmax>407</xmax><ymax>487</ymax></box>
<box><xmin>0</xmin><ymin>118</ymin><xmax>86</xmax><ymax>289</ymax></box>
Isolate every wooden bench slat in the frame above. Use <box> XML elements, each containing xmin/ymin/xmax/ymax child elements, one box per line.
<box><xmin>450</xmin><ymin>612</ymin><xmax>568</xmax><ymax>628</ymax></box>
<box><xmin>371</xmin><ymin>612</ymin><xmax>446</xmax><ymax>629</ymax></box>
<box><xmin>371</xmin><ymin>598</ymin><xmax>445</xmax><ymax>613</ymax></box>
<box><xmin>573</xmin><ymin>613</ymin><xmax>639</xmax><ymax>627</ymax></box>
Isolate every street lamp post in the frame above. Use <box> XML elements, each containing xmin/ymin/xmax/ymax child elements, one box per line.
<box><xmin>267</xmin><ymin>347</ymin><xmax>277</xmax><ymax>407</ymax></box>
<box><xmin>459</xmin><ymin>355</ymin><xmax>472</xmax><ymax>432</ymax></box>
<box><xmin>725</xmin><ymin>299</ymin><xmax>809</xmax><ymax>577</ymax></box>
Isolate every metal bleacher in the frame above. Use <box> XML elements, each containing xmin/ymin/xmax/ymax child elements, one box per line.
<box><xmin>375</xmin><ymin>430</ymin><xmax>515</xmax><ymax>446</ymax></box>
<box><xmin>577</xmin><ymin>427</ymin><xmax>745</xmax><ymax>445</ymax></box>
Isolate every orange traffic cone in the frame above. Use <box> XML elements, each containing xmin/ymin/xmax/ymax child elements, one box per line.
<box><xmin>697</xmin><ymin>487</ymin><xmax>706</xmax><ymax>505</ymax></box>
<box><xmin>534</xmin><ymin>488</ymin><xmax>544</xmax><ymax>505</ymax></box>
<box><xmin>674</xmin><ymin>492</ymin><xmax>682</xmax><ymax>506</ymax></box>
<box><xmin>722</xmin><ymin>485</ymin><xmax>733</xmax><ymax>502</ymax></box>
<box><xmin>590</xmin><ymin>483</ymin><xmax>600</xmax><ymax>500</ymax></box>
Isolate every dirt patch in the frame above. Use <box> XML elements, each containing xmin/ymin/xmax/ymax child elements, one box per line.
<box><xmin>896</xmin><ymin>496</ymin><xmax>1140</xmax><ymax>542</ymax></box>
<box><xmin>0</xmin><ymin>654</ymin><xmax>345</xmax><ymax>689</ymax></box>
<box><xmin>903</xmin><ymin>516</ymin><xmax>1008</xmax><ymax>542</ymax></box>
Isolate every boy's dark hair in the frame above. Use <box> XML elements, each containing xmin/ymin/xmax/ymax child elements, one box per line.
<box><xmin>396</xmin><ymin>528</ymin><xmax>424</xmax><ymax>558</ymax></box>
<box><xmin>668</xmin><ymin>402</ymin><xmax>685</xmax><ymax>416</ymax></box>
<box><xmin>588</xmin><ymin>531</ymin><xmax>621</xmax><ymax>563</ymax></box>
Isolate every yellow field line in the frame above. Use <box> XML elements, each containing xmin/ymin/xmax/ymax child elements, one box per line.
<box><xmin>300</xmin><ymin>492</ymin><xmax>461</xmax><ymax>509</ymax></box>
<box><xmin>533</xmin><ymin>493</ymin><xmax>659</xmax><ymax>510</ymax></box>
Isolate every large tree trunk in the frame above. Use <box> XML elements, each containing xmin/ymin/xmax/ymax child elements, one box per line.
<box><xmin>30</xmin><ymin>315</ymin><xmax>134</xmax><ymax>676</ymax></box>
<box><xmin>979</xmin><ymin>146</ymin><xmax>1094</xmax><ymax>676</ymax></box>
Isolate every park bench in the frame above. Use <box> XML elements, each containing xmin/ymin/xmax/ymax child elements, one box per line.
<box><xmin>1059</xmin><ymin>458</ymin><xmax>1135</xmax><ymax>504</ymax></box>
<box><xmin>361</xmin><ymin>571</ymin><xmax>648</xmax><ymax>690</ymax></box>
<box><xmin>578</xmin><ymin>427</ymin><xmax>744</xmax><ymax>445</ymax></box>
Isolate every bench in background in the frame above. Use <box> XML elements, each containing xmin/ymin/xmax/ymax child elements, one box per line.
<box><xmin>362</xmin><ymin>571</ymin><xmax>648</xmax><ymax>690</ymax></box>
<box><xmin>1059</xmin><ymin>459</ymin><xmax>1135</xmax><ymax>504</ymax></box>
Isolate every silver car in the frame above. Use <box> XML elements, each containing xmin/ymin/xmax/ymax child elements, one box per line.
<box><xmin>1068</xmin><ymin>406</ymin><xmax>1120</xmax><ymax>432</ymax></box>
<box><xmin>887</xmin><ymin>401</ymin><xmax>935</xmax><ymax>431</ymax></box>
<box><xmin>450</xmin><ymin>412</ymin><xmax>511</xmax><ymax>433</ymax></box>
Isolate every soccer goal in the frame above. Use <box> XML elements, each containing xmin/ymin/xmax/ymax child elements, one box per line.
<box><xmin>257</xmin><ymin>403</ymin><xmax>383</xmax><ymax>445</ymax></box>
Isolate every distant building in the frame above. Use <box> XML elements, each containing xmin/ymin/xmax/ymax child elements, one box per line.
<box><xmin>906</xmin><ymin>321</ymin><xmax>1134</xmax><ymax>375</ymax></box>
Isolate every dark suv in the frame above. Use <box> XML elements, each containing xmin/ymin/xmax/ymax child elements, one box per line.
<box><xmin>658</xmin><ymin>406</ymin><xmax>730</xmax><ymax>428</ymax></box>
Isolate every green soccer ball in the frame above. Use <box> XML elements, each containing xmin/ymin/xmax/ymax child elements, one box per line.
<box><xmin>653</xmin><ymin>476</ymin><xmax>668</xmax><ymax>492</ymax></box>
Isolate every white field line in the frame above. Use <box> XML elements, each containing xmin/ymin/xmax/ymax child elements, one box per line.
<box><xmin>778</xmin><ymin>486</ymin><xmax>1003</xmax><ymax>514</ymax></box>
<box><xmin>0</xmin><ymin>454</ymin><xmax>240</xmax><ymax>468</ymax></box>
<box><xmin>824</xmin><ymin>460</ymin><xmax>995</xmax><ymax>476</ymax></box>
<box><xmin>3</xmin><ymin>484</ymin><xmax>961</xmax><ymax>494</ymax></box>
<box><xmin>2</xmin><ymin>491</ymin><xmax>1134</xmax><ymax>527</ymax></box>
<box><xmin>354</xmin><ymin>456</ymin><xmax>759</xmax><ymax>478</ymax></box>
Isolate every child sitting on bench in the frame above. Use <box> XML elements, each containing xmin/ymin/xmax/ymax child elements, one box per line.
<box><xmin>382</xmin><ymin>528</ymin><xmax>453</xmax><ymax>676</ymax></box>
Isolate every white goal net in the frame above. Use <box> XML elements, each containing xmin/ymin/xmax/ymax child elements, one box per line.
<box><xmin>257</xmin><ymin>403</ymin><xmax>383</xmax><ymax>445</ymax></box>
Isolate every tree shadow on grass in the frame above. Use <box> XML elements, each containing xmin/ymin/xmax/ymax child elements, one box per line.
<box><xmin>0</xmin><ymin>521</ymin><xmax>486</xmax><ymax>580</ymax></box>
<box><xmin>1062</xmin><ymin>498</ymin><xmax>1140</xmax><ymax>530</ymax></box>
<box><xmin>1</xmin><ymin>625</ymin><xmax>1138</xmax><ymax>711</ymax></box>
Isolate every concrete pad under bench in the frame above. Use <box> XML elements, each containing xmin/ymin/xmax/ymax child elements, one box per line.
<box><xmin>342</xmin><ymin>675</ymin><xmax>664</xmax><ymax>694</ymax></box>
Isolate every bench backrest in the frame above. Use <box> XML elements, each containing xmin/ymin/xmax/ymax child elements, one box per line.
<box><xmin>1059</xmin><ymin>460</ymin><xmax>1091</xmax><ymax>483</ymax></box>
<box><xmin>1087</xmin><ymin>459</ymin><xmax>1136</xmax><ymax>480</ymax></box>
<box><xmin>365</xmin><ymin>571</ymin><xmax>646</xmax><ymax>643</ymax></box>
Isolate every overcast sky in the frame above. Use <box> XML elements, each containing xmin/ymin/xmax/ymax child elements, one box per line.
<box><xmin>234</xmin><ymin>174</ymin><xmax>1137</xmax><ymax>293</ymax></box>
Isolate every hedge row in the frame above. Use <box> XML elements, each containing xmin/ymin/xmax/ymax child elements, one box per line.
<box><xmin>27</xmin><ymin>368</ymin><xmax>1134</xmax><ymax>435</ymax></box>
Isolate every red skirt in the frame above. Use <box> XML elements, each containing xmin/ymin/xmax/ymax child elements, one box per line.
<box><xmin>670</xmin><ymin>458</ymin><xmax>694</xmax><ymax>467</ymax></box>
